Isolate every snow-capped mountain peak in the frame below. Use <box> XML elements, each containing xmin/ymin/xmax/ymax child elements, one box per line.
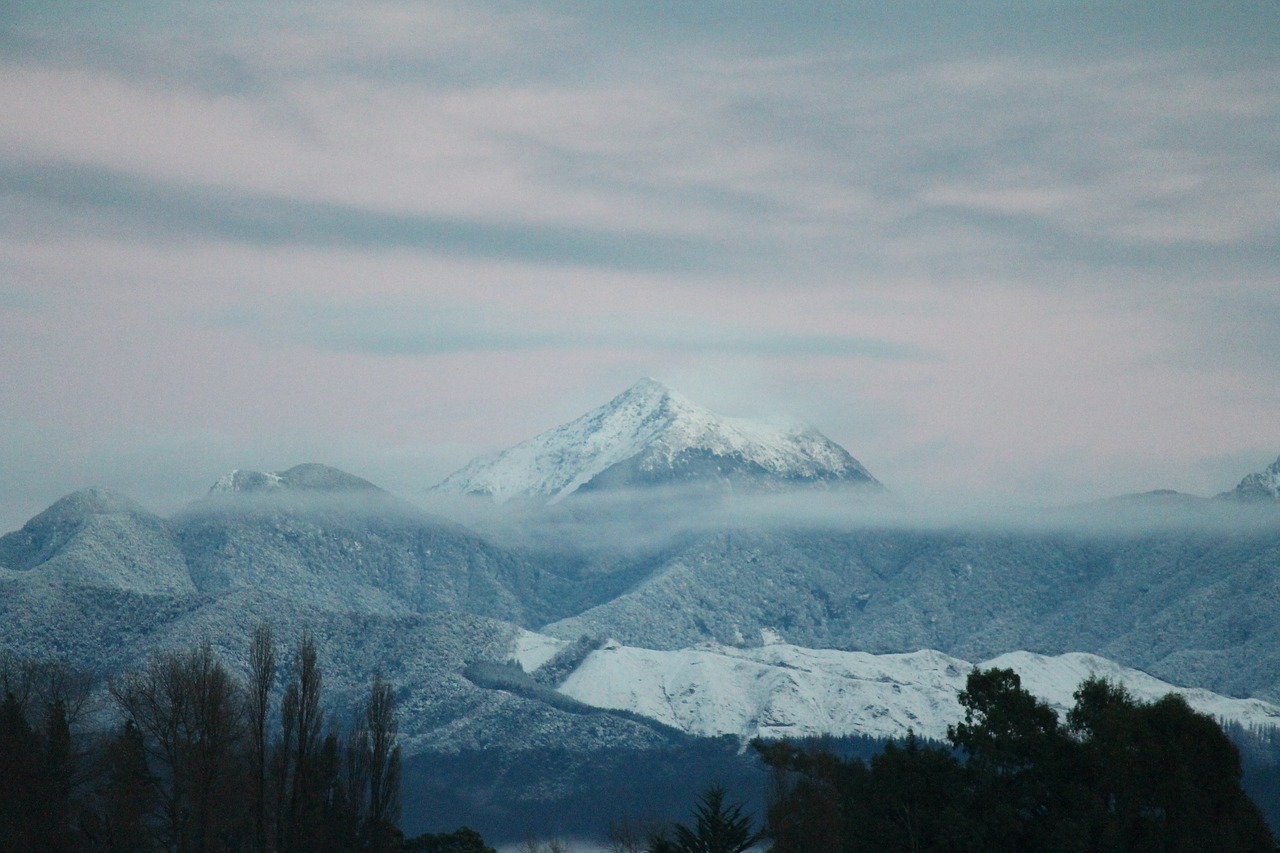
<box><xmin>208</xmin><ymin>463</ymin><xmax>381</xmax><ymax>496</ymax></box>
<box><xmin>432</xmin><ymin>378</ymin><xmax>881</xmax><ymax>503</ymax></box>
<box><xmin>210</xmin><ymin>469</ymin><xmax>284</xmax><ymax>495</ymax></box>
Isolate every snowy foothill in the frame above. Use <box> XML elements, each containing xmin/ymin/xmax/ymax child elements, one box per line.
<box><xmin>539</xmin><ymin>637</ymin><xmax>1280</xmax><ymax>744</ymax></box>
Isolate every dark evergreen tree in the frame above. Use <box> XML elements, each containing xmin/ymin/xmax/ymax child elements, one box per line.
<box><xmin>948</xmin><ymin>667</ymin><xmax>1085</xmax><ymax>852</ymax></box>
<box><xmin>755</xmin><ymin>738</ymin><xmax>860</xmax><ymax>853</ymax></box>
<box><xmin>91</xmin><ymin>719</ymin><xmax>160</xmax><ymax>852</ymax></box>
<box><xmin>757</xmin><ymin>669</ymin><xmax>1277</xmax><ymax>853</ymax></box>
<box><xmin>1066</xmin><ymin>676</ymin><xmax>1277</xmax><ymax>852</ymax></box>
<box><xmin>649</xmin><ymin>785</ymin><xmax>762</xmax><ymax>853</ymax></box>
<box><xmin>866</xmin><ymin>733</ymin><xmax>971</xmax><ymax>852</ymax></box>
<box><xmin>0</xmin><ymin>691</ymin><xmax>40</xmax><ymax>851</ymax></box>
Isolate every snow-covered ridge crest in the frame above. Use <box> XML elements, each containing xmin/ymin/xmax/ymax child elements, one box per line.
<box><xmin>210</xmin><ymin>469</ymin><xmax>284</xmax><ymax>495</ymax></box>
<box><xmin>1220</xmin><ymin>455</ymin><xmax>1280</xmax><ymax>502</ymax></box>
<box><xmin>207</xmin><ymin>463</ymin><xmax>381</xmax><ymax>496</ymax></box>
<box><xmin>532</xmin><ymin>637</ymin><xmax>1280</xmax><ymax>744</ymax></box>
<box><xmin>432</xmin><ymin>378</ymin><xmax>880</xmax><ymax>503</ymax></box>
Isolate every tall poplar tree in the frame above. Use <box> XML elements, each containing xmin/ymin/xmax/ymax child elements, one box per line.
<box><xmin>247</xmin><ymin>622</ymin><xmax>276</xmax><ymax>853</ymax></box>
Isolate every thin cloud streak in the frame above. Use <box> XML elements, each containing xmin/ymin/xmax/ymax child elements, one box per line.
<box><xmin>212</xmin><ymin>302</ymin><xmax>934</xmax><ymax>361</ymax></box>
<box><xmin>0</xmin><ymin>160</ymin><xmax>726</xmax><ymax>272</ymax></box>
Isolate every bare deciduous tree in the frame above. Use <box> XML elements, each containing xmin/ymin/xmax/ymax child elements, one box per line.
<box><xmin>279</xmin><ymin>632</ymin><xmax>324</xmax><ymax>852</ymax></box>
<box><xmin>248</xmin><ymin>622</ymin><xmax>276</xmax><ymax>853</ymax></box>
<box><xmin>366</xmin><ymin>673</ymin><xmax>401</xmax><ymax>833</ymax></box>
<box><xmin>109</xmin><ymin>642</ymin><xmax>246</xmax><ymax>853</ymax></box>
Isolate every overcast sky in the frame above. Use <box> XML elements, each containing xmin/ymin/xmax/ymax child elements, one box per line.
<box><xmin>1</xmin><ymin>1</ymin><xmax>1278</xmax><ymax>530</ymax></box>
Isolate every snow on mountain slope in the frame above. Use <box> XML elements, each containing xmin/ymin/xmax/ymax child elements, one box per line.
<box><xmin>551</xmin><ymin>639</ymin><xmax>1280</xmax><ymax>743</ymax></box>
<box><xmin>0</xmin><ymin>487</ymin><xmax>194</xmax><ymax>595</ymax></box>
<box><xmin>984</xmin><ymin>651</ymin><xmax>1280</xmax><ymax>725</ymax></box>
<box><xmin>433</xmin><ymin>378</ymin><xmax>880</xmax><ymax>503</ymax></box>
<box><xmin>209</xmin><ymin>463</ymin><xmax>382</xmax><ymax>495</ymax></box>
<box><xmin>1220</xmin><ymin>456</ymin><xmax>1280</xmax><ymax>502</ymax></box>
<box><xmin>514</xmin><ymin>629</ymin><xmax>568</xmax><ymax>671</ymax></box>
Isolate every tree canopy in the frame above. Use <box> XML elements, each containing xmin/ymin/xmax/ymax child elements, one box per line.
<box><xmin>757</xmin><ymin>667</ymin><xmax>1277</xmax><ymax>853</ymax></box>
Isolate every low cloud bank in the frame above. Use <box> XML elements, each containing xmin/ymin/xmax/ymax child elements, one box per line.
<box><xmin>419</xmin><ymin>481</ymin><xmax>1280</xmax><ymax>555</ymax></box>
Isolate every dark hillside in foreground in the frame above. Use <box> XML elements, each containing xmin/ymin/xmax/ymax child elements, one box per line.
<box><xmin>401</xmin><ymin>737</ymin><xmax>764</xmax><ymax>842</ymax></box>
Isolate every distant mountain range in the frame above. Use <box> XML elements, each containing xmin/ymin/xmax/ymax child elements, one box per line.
<box><xmin>1</xmin><ymin>380</ymin><xmax>1278</xmax><ymax>840</ymax></box>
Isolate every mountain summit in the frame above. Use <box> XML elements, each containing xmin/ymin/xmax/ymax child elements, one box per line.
<box><xmin>208</xmin><ymin>463</ymin><xmax>381</xmax><ymax>496</ymax></box>
<box><xmin>432</xmin><ymin>378</ymin><xmax>881</xmax><ymax>503</ymax></box>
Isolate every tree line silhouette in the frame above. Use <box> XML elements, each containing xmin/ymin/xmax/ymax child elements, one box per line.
<box><xmin>754</xmin><ymin>667</ymin><xmax>1278</xmax><ymax>852</ymax></box>
<box><xmin>0</xmin><ymin>625</ymin><xmax>410</xmax><ymax>853</ymax></box>
<box><xmin>2</xmin><ymin>635</ymin><xmax>1276</xmax><ymax>853</ymax></box>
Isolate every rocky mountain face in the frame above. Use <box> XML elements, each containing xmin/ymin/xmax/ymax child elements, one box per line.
<box><xmin>432</xmin><ymin>378</ymin><xmax>881</xmax><ymax>503</ymax></box>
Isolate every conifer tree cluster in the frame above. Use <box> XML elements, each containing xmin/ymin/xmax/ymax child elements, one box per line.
<box><xmin>756</xmin><ymin>668</ymin><xmax>1278</xmax><ymax>852</ymax></box>
<box><xmin>0</xmin><ymin>657</ymin><xmax>95</xmax><ymax>852</ymax></box>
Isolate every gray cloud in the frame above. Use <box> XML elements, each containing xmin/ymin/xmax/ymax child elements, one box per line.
<box><xmin>0</xmin><ymin>159</ymin><xmax>734</xmax><ymax>272</ymax></box>
<box><xmin>213</xmin><ymin>302</ymin><xmax>933</xmax><ymax>361</ymax></box>
<box><xmin>7</xmin><ymin>7</ymin><xmax>1277</xmax><ymax>292</ymax></box>
<box><xmin>0</xmin><ymin>286</ymin><xmax>39</xmax><ymax>311</ymax></box>
<box><xmin>479</xmin><ymin>47</ymin><xmax>1280</xmax><ymax>298</ymax></box>
<box><xmin>1167</xmin><ymin>289</ymin><xmax>1280</xmax><ymax>374</ymax></box>
<box><xmin>1</xmin><ymin>0</ymin><xmax>1277</xmax><ymax>524</ymax></box>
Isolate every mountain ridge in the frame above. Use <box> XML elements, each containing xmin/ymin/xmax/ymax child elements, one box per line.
<box><xmin>4</xmin><ymin>454</ymin><xmax>1280</xmax><ymax>839</ymax></box>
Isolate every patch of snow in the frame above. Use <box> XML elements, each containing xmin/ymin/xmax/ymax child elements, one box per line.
<box><xmin>555</xmin><ymin>640</ymin><xmax>1280</xmax><ymax>743</ymax></box>
<box><xmin>512</xmin><ymin>629</ymin><xmax>568</xmax><ymax>672</ymax></box>
<box><xmin>1256</xmin><ymin>458</ymin><xmax>1280</xmax><ymax>498</ymax></box>
<box><xmin>209</xmin><ymin>469</ymin><xmax>285</xmax><ymax>495</ymax></box>
<box><xmin>986</xmin><ymin>651</ymin><xmax>1280</xmax><ymax>730</ymax></box>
